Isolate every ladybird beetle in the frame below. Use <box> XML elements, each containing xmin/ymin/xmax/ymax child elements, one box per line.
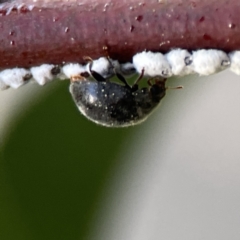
<box><xmin>69</xmin><ymin>58</ymin><xmax>175</xmax><ymax>127</ymax></box>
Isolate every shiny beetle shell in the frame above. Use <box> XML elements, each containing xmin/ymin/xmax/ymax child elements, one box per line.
<box><xmin>69</xmin><ymin>56</ymin><xmax>168</xmax><ymax>127</ymax></box>
<box><xmin>69</xmin><ymin>79</ymin><xmax>166</xmax><ymax>127</ymax></box>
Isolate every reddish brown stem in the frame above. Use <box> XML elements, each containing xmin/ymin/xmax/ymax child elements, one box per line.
<box><xmin>0</xmin><ymin>0</ymin><xmax>240</xmax><ymax>68</ymax></box>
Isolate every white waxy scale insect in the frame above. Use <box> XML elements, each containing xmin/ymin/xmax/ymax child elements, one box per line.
<box><xmin>0</xmin><ymin>68</ymin><xmax>32</xmax><ymax>89</ymax></box>
<box><xmin>190</xmin><ymin>49</ymin><xmax>230</xmax><ymax>75</ymax></box>
<box><xmin>0</xmin><ymin>48</ymin><xmax>239</xmax><ymax>91</ymax></box>
<box><xmin>0</xmin><ymin>78</ymin><xmax>9</xmax><ymax>90</ymax></box>
<box><xmin>88</xmin><ymin>58</ymin><xmax>136</xmax><ymax>77</ymax></box>
<box><xmin>118</xmin><ymin>62</ymin><xmax>136</xmax><ymax>76</ymax></box>
<box><xmin>165</xmin><ymin>49</ymin><xmax>194</xmax><ymax>76</ymax></box>
<box><xmin>86</xmin><ymin>57</ymin><xmax>117</xmax><ymax>79</ymax></box>
<box><xmin>132</xmin><ymin>51</ymin><xmax>172</xmax><ymax>77</ymax></box>
<box><xmin>62</xmin><ymin>63</ymin><xmax>87</xmax><ymax>78</ymax></box>
<box><xmin>30</xmin><ymin>64</ymin><xmax>63</xmax><ymax>85</ymax></box>
<box><xmin>228</xmin><ymin>51</ymin><xmax>240</xmax><ymax>75</ymax></box>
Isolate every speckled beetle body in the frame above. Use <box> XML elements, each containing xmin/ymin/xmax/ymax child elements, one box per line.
<box><xmin>70</xmin><ymin>79</ymin><xmax>166</xmax><ymax>127</ymax></box>
<box><xmin>69</xmin><ymin>58</ymin><xmax>167</xmax><ymax>127</ymax></box>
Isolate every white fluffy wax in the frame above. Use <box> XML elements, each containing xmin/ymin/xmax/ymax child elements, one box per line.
<box><xmin>87</xmin><ymin>57</ymin><xmax>116</xmax><ymax>79</ymax></box>
<box><xmin>229</xmin><ymin>51</ymin><xmax>240</xmax><ymax>75</ymax></box>
<box><xmin>0</xmin><ymin>79</ymin><xmax>9</xmax><ymax>90</ymax></box>
<box><xmin>62</xmin><ymin>63</ymin><xmax>87</xmax><ymax>78</ymax></box>
<box><xmin>30</xmin><ymin>64</ymin><xmax>60</xmax><ymax>85</ymax></box>
<box><xmin>119</xmin><ymin>62</ymin><xmax>136</xmax><ymax>76</ymax></box>
<box><xmin>133</xmin><ymin>51</ymin><xmax>172</xmax><ymax>77</ymax></box>
<box><xmin>191</xmin><ymin>49</ymin><xmax>230</xmax><ymax>75</ymax></box>
<box><xmin>165</xmin><ymin>49</ymin><xmax>194</xmax><ymax>76</ymax></box>
<box><xmin>0</xmin><ymin>68</ymin><xmax>31</xmax><ymax>89</ymax></box>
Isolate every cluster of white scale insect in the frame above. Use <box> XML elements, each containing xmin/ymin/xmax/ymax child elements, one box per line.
<box><xmin>1</xmin><ymin>49</ymin><xmax>240</xmax><ymax>91</ymax></box>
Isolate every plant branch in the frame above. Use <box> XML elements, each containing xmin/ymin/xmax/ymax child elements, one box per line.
<box><xmin>0</xmin><ymin>0</ymin><xmax>239</xmax><ymax>68</ymax></box>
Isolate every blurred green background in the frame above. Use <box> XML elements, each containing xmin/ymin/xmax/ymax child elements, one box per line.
<box><xmin>0</xmin><ymin>80</ymin><xmax>138</xmax><ymax>240</ymax></box>
<box><xmin>2</xmin><ymin>71</ymin><xmax>240</xmax><ymax>240</ymax></box>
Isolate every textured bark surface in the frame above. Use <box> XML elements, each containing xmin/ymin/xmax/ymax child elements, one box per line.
<box><xmin>0</xmin><ymin>0</ymin><xmax>240</xmax><ymax>68</ymax></box>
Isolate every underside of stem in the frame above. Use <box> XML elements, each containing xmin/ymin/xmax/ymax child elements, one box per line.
<box><xmin>0</xmin><ymin>0</ymin><xmax>239</xmax><ymax>68</ymax></box>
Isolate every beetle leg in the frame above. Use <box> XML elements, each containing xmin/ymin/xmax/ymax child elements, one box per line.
<box><xmin>115</xmin><ymin>72</ymin><xmax>132</xmax><ymax>89</ymax></box>
<box><xmin>105</xmin><ymin>56</ymin><xmax>132</xmax><ymax>89</ymax></box>
<box><xmin>147</xmin><ymin>78</ymin><xmax>154</xmax><ymax>86</ymax></box>
<box><xmin>83</xmin><ymin>56</ymin><xmax>107</xmax><ymax>82</ymax></box>
<box><xmin>90</xmin><ymin>70</ymin><xmax>107</xmax><ymax>82</ymax></box>
<box><xmin>134</xmin><ymin>68</ymin><xmax>144</xmax><ymax>85</ymax></box>
<box><xmin>126</xmin><ymin>68</ymin><xmax>145</xmax><ymax>92</ymax></box>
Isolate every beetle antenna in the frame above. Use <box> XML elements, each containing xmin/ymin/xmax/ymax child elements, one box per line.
<box><xmin>166</xmin><ymin>86</ymin><xmax>183</xmax><ymax>90</ymax></box>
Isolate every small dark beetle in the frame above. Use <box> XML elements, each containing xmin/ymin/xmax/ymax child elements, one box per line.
<box><xmin>69</xmin><ymin>58</ymin><xmax>171</xmax><ymax>127</ymax></box>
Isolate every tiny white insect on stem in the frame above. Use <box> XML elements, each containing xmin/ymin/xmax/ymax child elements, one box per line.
<box><xmin>0</xmin><ymin>68</ymin><xmax>31</xmax><ymax>89</ymax></box>
<box><xmin>119</xmin><ymin>62</ymin><xmax>136</xmax><ymax>76</ymax></box>
<box><xmin>229</xmin><ymin>51</ymin><xmax>240</xmax><ymax>75</ymax></box>
<box><xmin>1</xmin><ymin>48</ymin><xmax>240</xmax><ymax>91</ymax></box>
<box><xmin>30</xmin><ymin>64</ymin><xmax>62</xmax><ymax>86</ymax></box>
<box><xmin>62</xmin><ymin>63</ymin><xmax>86</xmax><ymax>78</ymax></box>
<box><xmin>86</xmin><ymin>57</ymin><xmax>117</xmax><ymax>79</ymax></box>
<box><xmin>0</xmin><ymin>78</ymin><xmax>9</xmax><ymax>90</ymax></box>
<box><xmin>190</xmin><ymin>49</ymin><xmax>230</xmax><ymax>76</ymax></box>
<box><xmin>132</xmin><ymin>51</ymin><xmax>172</xmax><ymax>78</ymax></box>
<box><xmin>165</xmin><ymin>49</ymin><xmax>194</xmax><ymax>76</ymax></box>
